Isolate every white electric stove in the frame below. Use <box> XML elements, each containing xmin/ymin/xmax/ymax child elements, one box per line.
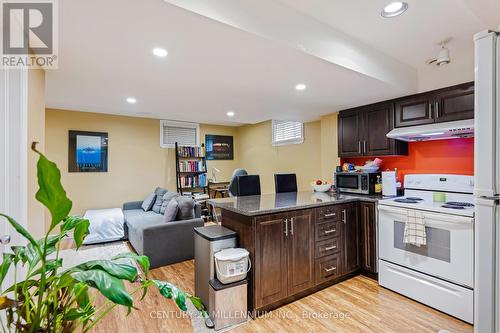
<box><xmin>378</xmin><ymin>174</ymin><xmax>475</xmax><ymax>324</ymax></box>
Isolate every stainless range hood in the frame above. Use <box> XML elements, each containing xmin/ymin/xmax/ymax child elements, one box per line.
<box><xmin>386</xmin><ymin>119</ymin><xmax>474</xmax><ymax>142</ymax></box>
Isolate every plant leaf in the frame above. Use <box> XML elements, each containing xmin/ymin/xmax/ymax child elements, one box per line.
<box><xmin>73</xmin><ymin>282</ymin><xmax>90</xmax><ymax>308</ymax></box>
<box><xmin>73</xmin><ymin>260</ymin><xmax>138</xmax><ymax>282</ymax></box>
<box><xmin>61</xmin><ymin>216</ymin><xmax>90</xmax><ymax>249</ymax></box>
<box><xmin>0</xmin><ymin>253</ymin><xmax>14</xmax><ymax>286</ymax></box>
<box><xmin>10</xmin><ymin>246</ymin><xmax>27</xmax><ymax>264</ymax></box>
<box><xmin>29</xmin><ymin>258</ymin><xmax>62</xmax><ymax>278</ymax></box>
<box><xmin>152</xmin><ymin>280</ymin><xmax>187</xmax><ymax>311</ymax></box>
<box><xmin>71</xmin><ymin>270</ymin><xmax>133</xmax><ymax>308</ymax></box>
<box><xmin>25</xmin><ymin>234</ymin><xmax>63</xmax><ymax>268</ymax></box>
<box><xmin>0</xmin><ymin>214</ymin><xmax>39</xmax><ymax>250</ymax></box>
<box><xmin>32</xmin><ymin>146</ymin><xmax>72</xmax><ymax>231</ymax></box>
<box><xmin>112</xmin><ymin>252</ymin><xmax>150</xmax><ymax>276</ymax></box>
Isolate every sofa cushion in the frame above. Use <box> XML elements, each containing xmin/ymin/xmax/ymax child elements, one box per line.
<box><xmin>163</xmin><ymin>199</ymin><xmax>179</xmax><ymax>222</ymax></box>
<box><xmin>124</xmin><ymin>209</ymin><xmax>164</xmax><ymax>231</ymax></box>
<box><xmin>175</xmin><ymin>196</ymin><xmax>196</xmax><ymax>220</ymax></box>
<box><xmin>160</xmin><ymin>192</ymin><xmax>180</xmax><ymax>214</ymax></box>
<box><xmin>141</xmin><ymin>192</ymin><xmax>156</xmax><ymax>211</ymax></box>
<box><xmin>151</xmin><ymin>187</ymin><xmax>168</xmax><ymax>213</ymax></box>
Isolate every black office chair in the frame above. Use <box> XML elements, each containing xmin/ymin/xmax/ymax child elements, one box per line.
<box><xmin>236</xmin><ymin>175</ymin><xmax>261</xmax><ymax>196</ymax></box>
<box><xmin>228</xmin><ymin>168</ymin><xmax>248</xmax><ymax>197</ymax></box>
<box><xmin>274</xmin><ymin>173</ymin><xmax>297</xmax><ymax>193</ymax></box>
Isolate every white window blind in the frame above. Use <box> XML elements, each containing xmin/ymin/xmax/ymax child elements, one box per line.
<box><xmin>160</xmin><ymin>120</ymin><xmax>199</xmax><ymax>148</ymax></box>
<box><xmin>272</xmin><ymin>120</ymin><xmax>304</xmax><ymax>146</ymax></box>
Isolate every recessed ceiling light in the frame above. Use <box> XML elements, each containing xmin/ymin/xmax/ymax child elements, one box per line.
<box><xmin>226</xmin><ymin>111</ymin><xmax>235</xmax><ymax>117</ymax></box>
<box><xmin>152</xmin><ymin>48</ymin><xmax>168</xmax><ymax>57</ymax></box>
<box><xmin>295</xmin><ymin>84</ymin><xmax>307</xmax><ymax>91</ymax></box>
<box><xmin>126</xmin><ymin>97</ymin><xmax>137</xmax><ymax>104</ymax></box>
<box><xmin>381</xmin><ymin>2</ymin><xmax>408</xmax><ymax>18</ymax></box>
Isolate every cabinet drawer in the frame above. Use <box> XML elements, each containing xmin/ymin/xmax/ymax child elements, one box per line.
<box><xmin>316</xmin><ymin>206</ymin><xmax>341</xmax><ymax>222</ymax></box>
<box><xmin>316</xmin><ymin>221</ymin><xmax>340</xmax><ymax>241</ymax></box>
<box><xmin>315</xmin><ymin>254</ymin><xmax>341</xmax><ymax>284</ymax></box>
<box><xmin>315</xmin><ymin>237</ymin><xmax>341</xmax><ymax>258</ymax></box>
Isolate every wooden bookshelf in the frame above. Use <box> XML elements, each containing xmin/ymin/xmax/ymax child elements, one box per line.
<box><xmin>175</xmin><ymin>142</ymin><xmax>208</xmax><ymax>195</ymax></box>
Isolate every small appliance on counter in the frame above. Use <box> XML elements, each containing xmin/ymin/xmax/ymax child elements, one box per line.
<box><xmin>335</xmin><ymin>171</ymin><xmax>381</xmax><ymax>194</ymax></box>
<box><xmin>382</xmin><ymin>171</ymin><xmax>397</xmax><ymax>197</ymax></box>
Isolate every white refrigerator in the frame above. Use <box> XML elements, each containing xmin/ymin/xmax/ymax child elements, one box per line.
<box><xmin>474</xmin><ymin>28</ymin><xmax>500</xmax><ymax>333</ymax></box>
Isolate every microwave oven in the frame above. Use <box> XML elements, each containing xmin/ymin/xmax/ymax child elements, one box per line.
<box><xmin>335</xmin><ymin>172</ymin><xmax>381</xmax><ymax>195</ymax></box>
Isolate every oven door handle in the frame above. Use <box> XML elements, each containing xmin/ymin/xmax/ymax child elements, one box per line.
<box><xmin>378</xmin><ymin>205</ymin><xmax>474</xmax><ymax>224</ymax></box>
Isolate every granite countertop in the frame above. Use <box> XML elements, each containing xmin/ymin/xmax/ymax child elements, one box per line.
<box><xmin>208</xmin><ymin>191</ymin><xmax>383</xmax><ymax>216</ymax></box>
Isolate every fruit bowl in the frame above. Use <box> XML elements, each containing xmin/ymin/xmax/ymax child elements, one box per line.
<box><xmin>312</xmin><ymin>183</ymin><xmax>331</xmax><ymax>192</ymax></box>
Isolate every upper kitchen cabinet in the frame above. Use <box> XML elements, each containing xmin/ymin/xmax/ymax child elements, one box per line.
<box><xmin>394</xmin><ymin>82</ymin><xmax>474</xmax><ymax>128</ymax></box>
<box><xmin>338</xmin><ymin>110</ymin><xmax>363</xmax><ymax>157</ymax></box>
<box><xmin>394</xmin><ymin>95</ymin><xmax>435</xmax><ymax>128</ymax></box>
<box><xmin>434</xmin><ymin>83</ymin><xmax>474</xmax><ymax>123</ymax></box>
<box><xmin>338</xmin><ymin>103</ymin><xmax>408</xmax><ymax>158</ymax></box>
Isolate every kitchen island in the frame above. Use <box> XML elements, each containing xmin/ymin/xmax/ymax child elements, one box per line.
<box><xmin>209</xmin><ymin>191</ymin><xmax>380</xmax><ymax>315</ymax></box>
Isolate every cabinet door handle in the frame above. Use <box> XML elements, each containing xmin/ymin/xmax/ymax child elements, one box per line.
<box><xmin>342</xmin><ymin>209</ymin><xmax>347</xmax><ymax>224</ymax></box>
<box><xmin>290</xmin><ymin>217</ymin><xmax>294</xmax><ymax>235</ymax></box>
<box><xmin>284</xmin><ymin>218</ymin><xmax>288</xmax><ymax>236</ymax></box>
<box><xmin>364</xmin><ymin>140</ymin><xmax>367</xmax><ymax>153</ymax></box>
<box><xmin>428</xmin><ymin>103</ymin><xmax>433</xmax><ymax>118</ymax></box>
<box><xmin>324</xmin><ymin>266</ymin><xmax>337</xmax><ymax>272</ymax></box>
<box><xmin>435</xmin><ymin>101</ymin><xmax>439</xmax><ymax>117</ymax></box>
<box><xmin>324</xmin><ymin>213</ymin><xmax>336</xmax><ymax>217</ymax></box>
<box><xmin>324</xmin><ymin>229</ymin><xmax>336</xmax><ymax>234</ymax></box>
<box><xmin>358</xmin><ymin>141</ymin><xmax>361</xmax><ymax>153</ymax></box>
<box><xmin>325</xmin><ymin>245</ymin><xmax>337</xmax><ymax>251</ymax></box>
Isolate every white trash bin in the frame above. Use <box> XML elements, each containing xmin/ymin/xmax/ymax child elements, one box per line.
<box><xmin>214</xmin><ymin>248</ymin><xmax>250</xmax><ymax>284</ymax></box>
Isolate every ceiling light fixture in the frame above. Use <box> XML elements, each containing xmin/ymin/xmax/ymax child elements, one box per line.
<box><xmin>126</xmin><ymin>97</ymin><xmax>137</xmax><ymax>104</ymax></box>
<box><xmin>226</xmin><ymin>111</ymin><xmax>235</xmax><ymax>117</ymax></box>
<box><xmin>152</xmin><ymin>48</ymin><xmax>168</xmax><ymax>57</ymax></box>
<box><xmin>295</xmin><ymin>84</ymin><xmax>307</xmax><ymax>91</ymax></box>
<box><xmin>381</xmin><ymin>2</ymin><xmax>408</xmax><ymax>18</ymax></box>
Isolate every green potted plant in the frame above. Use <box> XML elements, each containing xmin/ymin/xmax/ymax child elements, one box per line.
<box><xmin>0</xmin><ymin>143</ymin><xmax>204</xmax><ymax>332</ymax></box>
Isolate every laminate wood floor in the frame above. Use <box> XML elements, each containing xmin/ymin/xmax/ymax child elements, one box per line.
<box><xmin>84</xmin><ymin>257</ymin><xmax>472</xmax><ymax>333</ymax></box>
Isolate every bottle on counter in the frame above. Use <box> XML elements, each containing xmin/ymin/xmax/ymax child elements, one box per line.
<box><xmin>375</xmin><ymin>176</ymin><xmax>383</xmax><ymax>194</ymax></box>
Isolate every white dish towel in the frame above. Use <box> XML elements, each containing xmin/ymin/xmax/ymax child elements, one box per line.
<box><xmin>403</xmin><ymin>210</ymin><xmax>427</xmax><ymax>247</ymax></box>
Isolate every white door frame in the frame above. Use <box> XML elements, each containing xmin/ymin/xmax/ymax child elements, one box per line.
<box><xmin>0</xmin><ymin>68</ymin><xmax>29</xmax><ymax>248</ymax></box>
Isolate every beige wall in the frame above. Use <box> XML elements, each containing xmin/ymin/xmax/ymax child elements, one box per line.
<box><xmin>237</xmin><ymin>120</ymin><xmax>322</xmax><ymax>194</ymax></box>
<box><xmin>27</xmin><ymin>69</ymin><xmax>46</xmax><ymax>238</ymax></box>
<box><xmin>45</xmin><ymin>110</ymin><xmax>241</xmax><ymax>222</ymax></box>
<box><xmin>320</xmin><ymin>112</ymin><xmax>341</xmax><ymax>182</ymax></box>
<box><xmin>45</xmin><ymin>109</ymin><xmax>340</xmax><ymax>220</ymax></box>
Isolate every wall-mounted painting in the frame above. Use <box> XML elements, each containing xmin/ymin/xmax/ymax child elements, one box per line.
<box><xmin>68</xmin><ymin>131</ymin><xmax>108</xmax><ymax>172</ymax></box>
<box><xmin>205</xmin><ymin>135</ymin><xmax>233</xmax><ymax>160</ymax></box>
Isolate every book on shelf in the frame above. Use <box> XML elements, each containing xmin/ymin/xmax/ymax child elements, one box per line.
<box><xmin>177</xmin><ymin>145</ymin><xmax>204</xmax><ymax>158</ymax></box>
<box><xmin>179</xmin><ymin>173</ymin><xmax>207</xmax><ymax>188</ymax></box>
<box><xmin>178</xmin><ymin>160</ymin><xmax>205</xmax><ymax>172</ymax></box>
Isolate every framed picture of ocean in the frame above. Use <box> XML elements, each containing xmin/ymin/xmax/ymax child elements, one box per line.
<box><xmin>68</xmin><ymin>131</ymin><xmax>108</xmax><ymax>172</ymax></box>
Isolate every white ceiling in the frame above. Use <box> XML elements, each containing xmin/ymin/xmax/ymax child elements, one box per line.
<box><xmin>45</xmin><ymin>0</ymin><xmax>500</xmax><ymax>125</ymax></box>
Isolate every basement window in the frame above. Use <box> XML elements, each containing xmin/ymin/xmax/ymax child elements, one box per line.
<box><xmin>272</xmin><ymin>120</ymin><xmax>304</xmax><ymax>146</ymax></box>
<box><xmin>160</xmin><ymin>120</ymin><xmax>200</xmax><ymax>148</ymax></box>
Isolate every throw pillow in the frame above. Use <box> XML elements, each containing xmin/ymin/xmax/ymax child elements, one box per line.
<box><xmin>163</xmin><ymin>198</ymin><xmax>179</xmax><ymax>222</ymax></box>
<box><xmin>160</xmin><ymin>192</ymin><xmax>180</xmax><ymax>214</ymax></box>
<box><xmin>175</xmin><ymin>196</ymin><xmax>196</xmax><ymax>220</ymax></box>
<box><xmin>151</xmin><ymin>187</ymin><xmax>168</xmax><ymax>214</ymax></box>
<box><xmin>141</xmin><ymin>192</ymin><xmax>156</xmax><ymax>211</ymax></box>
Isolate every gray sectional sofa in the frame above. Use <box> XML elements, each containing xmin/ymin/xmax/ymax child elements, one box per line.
<box><xmin>123</xmin><ymin>193</ymin><xmax>204</xmax><ymax>268</ymax></box>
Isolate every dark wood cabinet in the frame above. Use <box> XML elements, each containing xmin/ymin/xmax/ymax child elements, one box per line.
<box><xmin>338</xmin><ymin>103</ymin><xmax>407</xmax><ymax>158</ymax></box>
<box><xmin>341</xmin><ymin>204</ymin><xmax>359</xmax><ymax>274</ymax></box>
<box><xmin>394</xmin><ymin>95</ymin><xmax>434</xmax><ymax>128</ymax></box>
<box><xmin>254</xmin><ymin>210</ymin><xmax>314</xmax><ymax>308</ymax></box>
<box><xmin>223</xmin><ymin>200</ymin><xmax>378</xmax><ymax>314</ymax></box>
<box><xmin>360</xmin><ymin>202</ymin><xmax>377</xmax><ymax>274</ymax></box>
<box><xmin>287</xmin><ymin>211</ymin><xmax>314</xmax><ymax>295</ymax></box>
<box><xmin>435</xmin><ymin>83</ymin><xmax>474</xmax><ymax>122</ymax></box>
<box><xmin>394</xmin><ymin>82</ymin><xmax>474</xmax><ymax>128</ymax></box>
<box><xmin>338</xmin><ymin>110</ymin><xmax>362</xmax><ymax>157</ymax></box>
<box><xmin>255</xmin><ymin>213</ymin><xmax>288</xmax><ymax>308</ymax></box>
